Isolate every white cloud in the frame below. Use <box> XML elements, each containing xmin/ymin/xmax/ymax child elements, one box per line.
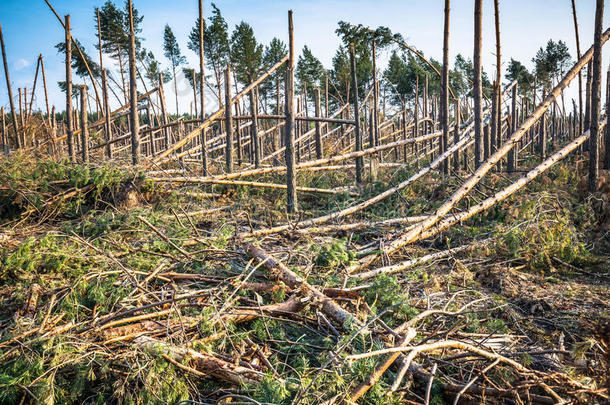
<box><xmin>14</xmin><ymin>58</ymin><xmax>30</xmax><ymax>71</ymax></box>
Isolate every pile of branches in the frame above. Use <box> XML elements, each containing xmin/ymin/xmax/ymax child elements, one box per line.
<box><xmin>1</xmin><ymin>220</ymin><xmax>607</xmax><ymax>404</ymax></box>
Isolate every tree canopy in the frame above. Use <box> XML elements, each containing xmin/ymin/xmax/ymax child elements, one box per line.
<box><xmin>230</xmin><ymin>22</ymin><xmax>264</xmax><ymax>84</ymax></box>
<box><xmin>296</xmin><ymin>46</ymin><xmax>325</xmax><ymax>95</ymax></box>
<box><xmin>533</xmin><ymin>39</ymin><xmax>571</xmax><ymax>90</ymax></box>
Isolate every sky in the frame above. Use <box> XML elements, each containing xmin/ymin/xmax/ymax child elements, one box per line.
<box><xmin>0</xmin><ymin>0</ymin><xmax>608</xmax><ymax>115</ymax></box>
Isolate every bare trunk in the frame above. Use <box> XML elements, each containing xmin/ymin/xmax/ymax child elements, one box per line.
<box><xmin>224</xmin><ymin>66</ymin><xmax>233</xmax><ymax>173</ymax></box>
<box><xmin>473</xmin><ymin>0</ymin><xmax>483</xmax><ymax>168</ymax></box>
<box><xmin>198</xmin><ymin>0</ymin><xmax>207</xmax><ymax>174</ymax></box>
<box><xmin>128</xmin><ymin>0</ymin><xmax>140</xmax><ymax>165</ymax></box>
<box><xmin>65</xmin><ymin>15</ymin><xmax>75</xmax><ymax>161</ymax></box>
<box><xmin>285</xmin><ymin>10</ymin><xmax>297</xmax><ymax>213</ymax></box>
<box><xmin>441</xmin><ymin>0</ymin><xmax>450</xmax><ymax>174</ymax></box>
<box><xmin>589</xmin><ymin>0</ymin><xmax>603</xmax><ymax>191</ymax></box>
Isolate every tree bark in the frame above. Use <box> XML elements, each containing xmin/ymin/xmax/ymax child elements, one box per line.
<box><xmin>382</xmin><ymin>27</ymin><xmax>610</xmax><ymax>257</ymax></box>
<box><xmin>540</xmin><ymin>90</ymin><xmax>547</xmax><ymax>159</ymax></box>
<box><xmin>507</xmin><ymin>84</ymin><xmax>518</xmax><ymax>172</ymax></box>
<box><xmin>473</xmin><ymin>0</ymin><xmax>483</xmax><ymax>168</ymax></box>
<box><xmin>441</xmin><ymin>0</ymin><xmax>451</xmax><ymax>174</ymax></box>
<box><xmin>249</xmin><ymin>80</ymin><xmax>260</xmax><ymax>167</ymax></box>
<box><xmin>314</xmin><ymin>87</ymin><xmax>322</xmax><ymax>159</ymax></box>
<box><xmin>589</xmin><ymin>0</ymin><xmax>603</xmax><ymax>191</ymax></box>
<box><xmin>1</xmin><ymin>107</ymin><xmax>6</xmax><ymax>155</ymax></box>
<box><xmin>493</xmin><ymin>0</ymin><xmax>502</xmax><ymax>153</ymax></box>
<box><xmin>128</xmin><ymin>0</ymin><xmax>140</xmax><ymax>165</ymax></box>
<box><xmin>350</xmin><ymin>43</ymin><xmax>363</xmax><ymax>185</ymax></box>
<box><xmin>80</xmin><ymin>86</ymin><xmax>89</xmax><ymax>163</ymax></box>
<box><xmin>605</xmin><ymin>68</ymin><xmax>610</xmax><ymax>169</ymax></box>
<box><xmin>39</xmin><ymin>56</ymin><xmax>51</xmax><ymax>129</ymax></box>
<box><xmin>285</xmin><ymin>10</ymin><xmax>297</xmax><ymax>213</ymax></box>
<box><xmin>65</xmin><ymin>15</ymin><xmax>75</xmax><ymax>162</ymax></box>
<box><xmin>198</xmin><ymin>0</ymin><xmax>207</xmax><ymax>174</ymax></box>
<box><xmin>0</xmin><ymin>25</ymin><xmax>21</xmax><ymax>147</ymax></box>
<box><xmin>158</xmin><ymin>73</ymin><xmax>170</xmax><ymax>149</ymax></box>
<box><xmin>245</xmin><ymin>243</ymin><xmax>357</xmax><ymax>327</ymax></box>
<box><xmin>224</xmin><ymin>66</ymin><xmax>233</xmax><ymax>173</ymax></box>
<box><xmin>453</xmin><ymin>99</ymin><xmax>460</xmax><ymax>171</ymax></box>
<box><xmin>571</xmin><ymin>0</ymin><xmax>584</xmax><ymax>151</ymax></box>
<box><xmin>585</xmin><ymin>61</ymin><xmax>592</xmax><ymax>133</ymax></box>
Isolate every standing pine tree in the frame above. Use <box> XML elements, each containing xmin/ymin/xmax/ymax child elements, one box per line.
<box><xmin>230</xmin><ymin>22</ymin><xmax>263</xmax><ymax>85</ymax></box>
<box><xmin>55</xmin><ymin>38</ymin><xmax>100</xmax><ymax>96</ymax></box>
<box><xmin>140</xmin><ymin>49</ymin><xmax>170</xmax><ymax>89</ymax></box>
<box><xmin>95</xmin><ymin>0</ymin><xmax>143</xmax><ymax>103</ymax></box>
<box><xmin>261</xmin><ymin>37</ymin><xmax>287</xmax><ymax>111</ymax></box>
<box><xmin>329</xmin><ymin>46</ymin><xmax>351</xmax><ymax>106</ymax></box>
<box><xmin>230</xmin><ymin>22</ymin><xmax>263</xmax><ymax>165</ymax></box>
<box><xmin>296</xmin><ymin>45</ymin><xmax>325</xmax><ymax>99</ymax></box>
<box><xmin>506</xmin><ymin>58</ymin><xmax>534</xmax><ymax>94</ymax></box>
<box><xmin>188</xmin><ymin>3</ymin><xmax>230</xmax><ymax>106</ymax></box>
<box><xmin>163</xmin><ymin>24</ymin><xmax>186</xmax><ymax>115</ymax></box>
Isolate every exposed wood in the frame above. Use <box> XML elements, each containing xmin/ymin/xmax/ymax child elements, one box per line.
<box><xmin>245</xmin><ymin>243</ymin><xmax>357</xmax><ymax>327</ymax></box>
<box><xmin>419</xmin><ymin>123</ymin><xmax>604</xmax><ymax>240</ymax></box>
<box><xmin>149</xmin><ymin>177</ymin><xmax>352</xmax><ymax>195</ymax></box>
<box><xmin>382</xmin><ymin>30</ymin><xmax>610</xmax><ymax>259</ymax></box>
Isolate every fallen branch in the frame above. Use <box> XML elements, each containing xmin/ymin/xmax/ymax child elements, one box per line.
<box><xmin>245</xmin><ymin>243</ymin><xmax>358</xmax><ymax>328</ymax></box>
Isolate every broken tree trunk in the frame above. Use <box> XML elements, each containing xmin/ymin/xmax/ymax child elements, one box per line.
<box><xmin>507</xmin><ymin>85</ymin><xmax>518</xmax><ymax>172</ymax></box>
<box><xmin>380</xmin><ymin>27</ymin><xmax>610</xmax><ymax>260</ymax></box>
<box><xmin>158</xmin><ymin>73</ymin><xmax>170</xmax><ymax>149</ymax></box>
<box><xmin>128</xmin><ymin>0</ymin><xmax>140</xmax><ymax>165</ymax></box>
<box><xmin>314</xmin><ymin>87</ymin><xmax>322</xmax><ymax>159</ymax></box>
<box><xmin>418</xmin><ymin>123</ymin><xmax>604</xmax><ymax>240</ymax></box>
<box><xmin>285</xmin><ymin>10</ymin><xmax>297</xmax><ymax>214</ymax></box>
<box><xmin>572</xmin><ymin>0</ymin><xmax>584</xmax><ymax>151</ymax></box>
<box><xmin>80</xmin><ymin>86</ymin><xmax>89</xmax><ymax>163</ymax></box>
<box><xmin>134</xmin><ymin>336</ymin><xmax>263</xmax><ymax>386</ymax></box>
<box><xmin>1</xmin><ymin>107</ymin><xmax>6</xmax><ymax>155</ymax></box>
<box><xmin>441</xmin><ymin>0</ymin><xmax>451</xmax><ymax>175</ymax></box>
<box><xmin>473</xmin><ymin>0</ymin><xmax>483</xmax><ymax>168</ymax></box>
<box><xmin>589</xmin><ymin>0</ymin><xmax>604</xmax><ymax>191</ymax></box>
<box><xmin>606</xmin><ymin>68</ymin><xmax>610</xmax><ymax>169</ymax></box>
<box><xmin>493</xmin><ymin>0</ymin><xmax>502</xmax><ymax>153</ymax></box>
<box><xmin>224</xmin><ymin>66</ymin><xmax>234</xmax><ymax>173</ymax></box>
<box><xmin>0</xmin><ymin>22</ymin><xmax>19</xmax><ymax>148</ymax></box>
<box><xmin>350</xmin><ymin>43</ymin><xmax>363</xmax><ymax>185</ymax></box>
<box><xmin>245</xmin><ymin>243</ymin><xmax>357</xmax><ymax>328</ymax></box>
<box><xmin>198</xmin><ymin>0</ymin><xmax>207</xmax><ymax>174</ymax></box>
<box><xmin>249</xmin><ymin>83</ymin><xmax>260</xmax><ymax>167</ymax></box>
<box><xmin>65</xmin><ymin>15</ymin><xmax>75</xmax><ymax>162</ymax></box>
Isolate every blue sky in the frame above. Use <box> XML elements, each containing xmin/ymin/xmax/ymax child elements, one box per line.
<box><xmin>0</xmin><ymin>0</ymin><xmax>608</xmax><ymax>113</ymax></box>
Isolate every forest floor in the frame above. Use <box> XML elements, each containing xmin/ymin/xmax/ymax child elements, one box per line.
<box><xmin>0</xmin><ymin>151</ymin><xmax>608</xmax><ymax>404</ymax></box>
